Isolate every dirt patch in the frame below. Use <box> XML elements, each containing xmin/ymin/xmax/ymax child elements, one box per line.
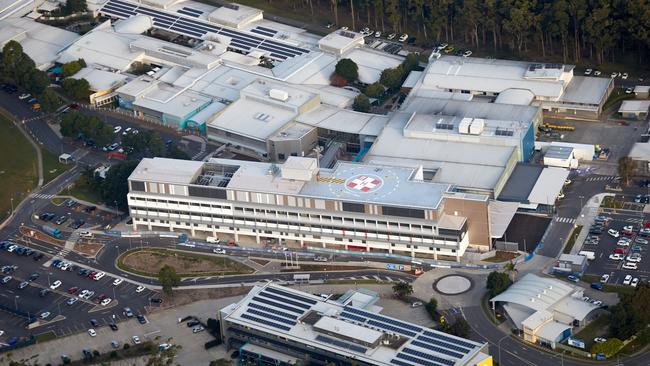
<box><xmin>280</xmin><ymin>264</ymin><xmax>368</xmax><ymax>272</ymax></box>
<box><xmin>157</xmin><ymin>286</ymin><xmax>252</xmax><ymax>309</ymax></box>
<box><xmin>73</xmin><ymin>241</ymin><xmax>104</xmax><ymax>257</ymax></box>
<box><xmin>482</xmin><ymin>251</ymin><xmax>519</xmax><ymax>263</ymax></box>
<box><xmin>119</xmin><ymin>248</ymin><xmax>254</xmax><ymax>277</ymax></box>
<box><xmin>19</xmin><ymin>226</ymin><xmax>65</xmax><ymax>247</ymax></box>
<box><xmin>249</xmin><ymin>258</ymin><xmax>270</xmax><ymax>266</ymax></box>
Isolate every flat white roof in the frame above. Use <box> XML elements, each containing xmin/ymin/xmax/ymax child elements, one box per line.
<box><xmin>71</xmin><ymin>67</ymin><xmax>128</xmax><ymax>91</ymax></box>
<box><xmin>295</xmin><ymin>105</ymin><xmax>389</xmax><ymax>136</ymax></box>
<box><xmin>134</xmin><ymin>84</ymin><xmax>212</xmax><ymax>119</ymax></box>
<box><xmin>313</xmin><ymin>316</ymin><xmax>382</xmax><ymax>344</ymax></box>
<box><xmin>58</xmin><ymin>26</ymin><xmax>142</xmax><ymax>71</ymax></box>
<box><xmin>129</xmin><ymin>157</ymin><xmax>202</xmax><ymax>184</ymax></box>
<box><xmin>421</xmin><ymin>56</ymin><xmax>569</xmax><ymax>99</ymax></box>
<box><xmin>536</xmin><ymin>321</ymin><xmax>571</xmax><ymax>342</ymax></box>
<box><xmin>619</xmin><ymin>100</ymin><xmax>650</xmax><ymax>113</ymax></box>
<box><xmin>488</xmin><ymin>200</ymin><xmax>519</xmax><ymax>238</ymax></box>
<box><xmin>527</xmin><ymin>167</ymin><xmax>569</xmax><ymax>205</ymax></box>
<box><xmin>634</xmin><ymin>85</ymin><xmax>650</xmax><ymax>93</ymax></box>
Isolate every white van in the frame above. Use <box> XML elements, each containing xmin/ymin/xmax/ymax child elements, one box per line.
<box><xmin>206</xmin><ymin>236</ymin><xmax>219</xmax><ymax>243</ymax></box>
<box><xmin>579</xmin><ymin>251</ymin><xmax>596</xmax><ymax>260</ymax></box>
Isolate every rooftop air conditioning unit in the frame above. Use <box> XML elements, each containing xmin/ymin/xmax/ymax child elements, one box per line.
<box><xmin>269</xmin><ymin>88</ymin><xmax>289</xmax><ymax>102</ymax></box>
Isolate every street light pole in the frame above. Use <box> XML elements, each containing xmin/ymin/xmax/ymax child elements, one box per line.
<box><xmin>14</xmin><ymin>295</ymin><xmax>19</xmax><ymax>311</ymax></box>
<box><xmin>10</xmin><ymin>198</ymin><xmax>14</xmax><ymax>216</ymax></box>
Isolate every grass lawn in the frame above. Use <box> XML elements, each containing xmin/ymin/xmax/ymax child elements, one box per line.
<box><xmin>41</xmin><ymin>148</ymin><xmax>71</xmax><ymax>185</ymax></box>
<box><xmin>117</xmin><ymin>248</ymin><xmax>254</xmax><ymax>277</ymax></box>
<box><xmin>574</xmin><ymin>314</ymin><xmax>611</xmax><ymax>349</ymax></box>
<box><xmin>603</xmin><ymin>88</ymin><xmax>635</xmax><ymax>111</ymax></box>
<box><xmin>563</xmin><ymin>225</ymin><xmax>583</xmax><ymax>254</ymax></box>
<box><xmin>0</xmin><ymin>115</ymin><xmax>39</xmax><ymax>222</ymax></box>
<box><xmin>64</xmin><ymin>175</ymin><xmax>103</xmax><ymax>204</ymax></box>
<box><xmin>35</xmin><ymin>331</ymin><xmax>57</xmax><ymax>343</ymax></box>
<box><xmin>601</xmin><ymin>196</ymin><xmax>624</xmax><ymax>209</ymax></box>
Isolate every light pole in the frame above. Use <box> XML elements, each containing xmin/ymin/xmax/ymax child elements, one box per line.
<box><xmin>10</xmin><ymin>197</ymin><xmax>14</xmax><ymax>216</ymax></box>
<box><xmin>14</xmin><ymin>295</ymin><xmax>19</xmax><ymax>311</ymax></box>
<box><xmin>497</xmin><ymin>334</ymin><xmax>509</xmax><ymax>365</ymax></box>
<box><xmin>47</xmin><ymin>272</ymin><xmax>52</xmax><ymax>287</ymax></box>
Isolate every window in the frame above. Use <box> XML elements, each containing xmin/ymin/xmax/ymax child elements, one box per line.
<box><xmin>381</xmin><ymin>206</ymin><xmax>425</xmax><ymax>219</ymax></box>
<box><xmin>342</xmin><ymin>202</ymin><xmax>365</xmax><ymax>213</ymax></box>
<box><xmin>278</xmin><ymin>153</ymin><xmax>285</xmax><ymax>160</ymax></box>
<box><xmin>131</xmin><ymin>181</ymin><xmax>146</xmax><ymax>191</ymax></box>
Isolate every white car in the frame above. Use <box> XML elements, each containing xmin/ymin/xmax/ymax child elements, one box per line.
<box><xmin>66</xmin><ymin>297</ymin><xmax>78</xmax><ymax>305</ymax></box>
<box><xmin>122</xmin><ymin>127</ymin><xmax>132</xmax><ymax>135</ymax></box>
<box><xmin>623</xmin><ymin>262</ymin><xmax>638</xmax><ymax>270</ymax></box>
<box><xmin>78</xmin><ymin>289</ymin><xmax>89</xmax><ymax>298</ymax></box>
<box><xmin>93</xmin><ymin>272</ymin><xmax>105</xmax><ymax>281</ymax></box>
<box><xmin>159</xmin><ymin>343</ymin><xmax>172</xmax><ymax>351</ymax></box>
<box><xmin>398</xmin><ymin>34</ymin><xmax>408</xmax><ymax>42</ymax></box>
<box><xmin>594</xmin><ymin>70</ymin><xmax>602</xmax><ymax>76</ymax></box>
<box><xmin>609</xmin><ymin>253</ymin><xmax>625</xmax><ymax>261</ymax></box>
<box><xmin>600</xmin><ymin>274</ymin><xmax>610</xmax><ymax>283</ymax></box>
<box><xmin>631</xmin><ymin>278</ymin><xmax>640</xmax><ymax>287</ymax></box>
<box><xmin>113</xmin><ymin>126</ymin><xmax>122</xmax><ymax>134</ymax></box>
<box><xmin>626</xmin><ymin>87</ymin><xmax>634</xmax><ymax>94</ymax></box>
<box><xmin>50</xmin><ymin>280</ymin><xmax>62</xmax><ymax>290</ymax></box>
<box><xmin>608</xmin><ymin>229</ymin><xmax>620</xmax><ymax>238</ymax></box>
<box><xmin>18</xmin><ymin>93</ymin><xmax>31</xmax><ymax>100</ymax></box>
<box><xmin>7</xmin><ymin>245</ymin><xmax>17</xmax><ymax>252</ymax></box>
<box><xmin>622</xmin><ymin>72</ymin><xmax>629</xmax><ymax>79</ymax></box>
<box><xmin>60</xmin><ymin>262</ymin><xmax>71</xmax><ymax>271</ymax></box>
<box><xmin>627</xmin><ymin>255</ymin><xmax>642</xmax><ymax>263</ymax></box>
<box><xmin>40</xmin><ymin>312</ymin><xmax>51</xmax><ymax>319</ymax></box>
<box><xmin>594</xmin><ymin>337</ymin><xmax>607</xmax><ymax>343</ymax></box>
<box><xmin>387</xmin><ymin>33</ymin><xmax>396</xmax><ymax>40</ymax></box>
<box><xmin>340</xmin><ymin>26</ymin><xmax>348</xmax><ymax>30</ymax></box>
<box><xmin>374</xmin><ymin>31</ymin><xmax>381</xmax><ymax>38</ymax></box>
<box><xmin>132</xmin><ymin>335</ymin><xmax>141</xmax><ymax>344</ymax></box>
<box><xmin>101</xmin><ymin>298</ymin><xmax>112</xmax><ymax>306</ymax></box>
<box><xmin>617</xmin><ymin>240</ymin><xmax>630</xmax><ymax>247</ymax></box>
<box><xmin>136</xmin><ymin>285</ymin><xmax>145</xmax><ymax>293</ymax></box>
<box><xmin>623</xmin><ymin>274</ymin><xmax>633</xmax><ymax>285</ymax></box>
<box><xmin>584</xmin><ymin>68</ymin><xmax>593</xmax><ymax>75</ymax></box>
<box><xmin>611</xmin><ymin>72</ymin><xmax>618</xmax><ymax>78</ymax></box>
<box><xmin>79</xmin><ymin>231</ymin><xmax>93</xmax><ymax>238</ymax></box>
<box><xmin>88</xmin><ymin>329</ymin><xmax>96</xmax><ymax>337</ymax></box>
<box><xmin>592</xmin><ymin>300</ymin><xmax>603</xmax><ymax>306</ymax></box>
<box><xmin>113</xmin><ymin>278</ymin><xmax>123</xmax><ymax>286</ymax></box>
<box><xmin>212</xmin><ymin>248</ymin><xmax>226</xmax><ymax>254</ymax></box>
<box><xmin>462</xmin><ymin>50</ymin><xmax>472</xmax><ymax>57</ymax></box>
<box><xmin>623</xmin><ymin>225</ymin><xmax>634</xmax><ymax>232</ymax></box>
<box><xmin>637</xmin><ymin>238</ymin><xmax>649</xmax><ymax>245</ymax></box>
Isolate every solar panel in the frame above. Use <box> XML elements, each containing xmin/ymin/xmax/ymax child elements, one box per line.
<box><xmin>392</xmin><ymin>359</ymin><xmax>415</xmax><ymax>366</ymax></box>
<box><xmin>411</xmin><ymin>340</ymin><xmax>464</xmax><ymax>359</ymax></box>
<box><xmin>257</xmin><ymin>291</ymin><xmax>311</xmax><ymax>309</ymax></box>
<box><xmin>249</xmin><ymin>302</ymin><xmax>297</xmax><ymax>319</ymax></box>
<box><xmin>402</xmin><ymin>348</ymin><xmax>454</xmax><ymax>366</ymax></box>
<box><xmin>251</xmin><ymin>296</ymin><xmax>304</xmax><ymax>314</ymax></box>
<box><xmin>344</xmin><ymin>307</ymin><xmax>422</xmax><ymax>332</ymax></box>
<box><xmin>367</xmin><ymin>320</ymin><xmax>416</xmax><ymax>337</ymax></box>
<box><xmin>340</xmin><ymin>311</ymin><xmax>366</xmax><ymax>323</ymax></box>
<box><xmin>315</xmin><ymin>335</ymin><xmax>367</xmax><ymax>353</ymax></box>
<box><xmin>265</xmin><ymin>287</ymin><xmax>317</xmax><ymax>305</ymax></box>
<box><xmin>241</xmin><ymin>313</ymin><xmax>290</xmax><ymax>331</ymax></box>
<box><xmin>423</xmin><ymin>330</ymin><xmax>477</xmax><ymax>349</ymax></box>
<box><xmin>416</xmin><ymin>335</ymin><xmax>472</xmax><ymax>354</ymax></box>
<box><xmin>247</xmin><ymin>309</ymin><xmax>296</xmax><ymax>325</ymax></box>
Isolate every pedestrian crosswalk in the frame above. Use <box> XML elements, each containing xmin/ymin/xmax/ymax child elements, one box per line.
<box><xmin>32</xmin><ymin>193</ymin><xmax>55</xmax><ymax>199</ymax></box>
<box><xmin>555</xmin><ymin>216</ymin><xmax>576</xmax><ymax>224</ymax></box>
<box><xmin>586</xmin><ymin>175</ymin><xmax>618</xmax><ymax>182</ymax></box>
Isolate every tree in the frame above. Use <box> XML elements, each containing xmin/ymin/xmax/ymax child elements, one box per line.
<box><xmin>424</xmin><ymin>297</ymin><xmax>438</xmax><ymax>319</ymax></box>
<box><xmin>364</xmin><ymin>82</ymin><xmax>384</xmax><ymax>98</ymax></box>
<box><xmin>503</xmin><ymin>261</ymin><xmax>518</xmax><ymax>281</ymax></box>
<box><xmin>486</xmin><ymin>271</ymin><xmax>512</xmax><ymax>297</ymax></box>
<box><xmin>61</xmin><ymin>59</ymin><xmax>85</xmax><ymax>77</ymax></box>
<box><xmin>158</xmin><ymin>265</ymin><xmax>180</xmax><ymax>295</ymax></box>
<box><xmin>62</xmin><ymin>78</ymin><xmax>91</xmax><ymax>100</ymax></box>
<box><xmin>64</xmin><ymin>0</ymin><xmax>87</xmax><ymax>13</ymax></box>
<box><xmin>443</xmin><ymin>317</ymin><xmax>470</xmax><ymax>338</ymax></box>
<box><xmin>590</xmin><ymin>338</ymin><xmax>623</xmax><ymax>357</ymax></box>
<box><xmin>352</xmin><ymin>94</ymin><xmax>370</xmax><ymax>112</ymax></box>
<box><xmin>392</xmin><ymin>282</ymin><xmax>413</xmax><ymax>299</ymax></box>
<box><xmin>334</xmin><ymin>58</ymin><xmax>358</xmax><ymax>82</ymax></box>
<box><xmin>101</xmin><ymin>160</ymin><xmax>139</xmax><ymax>210</ymax></box>
<box><xmin>379</xmin><ymin>67</ymin><xmax>403</xmax><ymax>89</ymax></box>
<box><xmin>40</xmin><ymin>88</ymin><xmax>62</xmax><ymax>112</ymax></box>
<box><xmin>618</xmin><ymin>156</ymin><xmax>635</xmax><ymax>186</ymax></box>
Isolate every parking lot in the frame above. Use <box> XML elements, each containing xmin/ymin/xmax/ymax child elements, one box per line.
<box><xmin>0</xmin><ymin>249</ymin><xmax>159</xmax><ymax>343</ymax></box>
<box><xmin>29</xmin><ymin>198</ymin><xmax>120</xmax><ymax>240</ymax></box>
<box><xmin>584</xmin><ymin>207</ymin><xmax>650</xmax><ymax>286</ymax></box>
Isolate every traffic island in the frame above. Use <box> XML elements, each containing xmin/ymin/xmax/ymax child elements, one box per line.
<box><xmin>434</xmin><ymin>274</ymin><xmax>472</xmax><ymax>295</ymax></box>
<box><xmin>116</xmin><ymin>248</ymin><xmax>254</xmax><ymax>277</ymax></box>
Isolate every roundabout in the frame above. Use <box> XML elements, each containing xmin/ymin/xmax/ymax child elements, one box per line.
<box><xmin>434</xmin><ymin>274</ymin><xmax>472</xmax><ymax>295</ymax></box>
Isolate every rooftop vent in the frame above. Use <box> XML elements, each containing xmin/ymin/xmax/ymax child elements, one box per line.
<box><xmin>269</xmin><ymin>88</ymin><xmax>289</xmax><ymax>102</ymax></box>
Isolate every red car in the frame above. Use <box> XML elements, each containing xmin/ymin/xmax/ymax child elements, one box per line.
<box><xmin>87</xmin><ymin>271</ymin><xmax>97</xmax><ymax>279</ymax></box>
<box><xmin>644</xmin><ymin>221</ymin><xmax>650</xmax><ymax>228</ymax></box>
<box><xmin>68</xmin><ymin>286</ymin><xmax>79</xmax><ymax>294</ymax></box>
<box><xmin>614</xmin><ymin>247</ymin><xmax>629</xmax><ymax>254</ymax></box>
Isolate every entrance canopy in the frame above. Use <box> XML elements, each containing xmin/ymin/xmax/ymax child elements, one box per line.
<box><xmin>527</xmin><ymin>167</ymin><xmax>570</xmax><ymax>205</ymax></box>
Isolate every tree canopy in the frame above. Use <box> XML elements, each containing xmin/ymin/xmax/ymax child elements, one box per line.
<box><xmin>61</xmin><ymin>59</ymin><xmax>86</xmax><ymax>78</ymax></box>
<box><xmin>158</xmin><ymin>265</ymin><xmax>181</xmax><ymax>295</ymax></box>
<box><xmin>60</xmin><ymin>111</ymin><xmax>114</xmax><ymax>147</ymax></box>
<box><xmin>40</xmin><ymin>88</ymin><xmax>62</xmax><ymax>113</ymax></box>
<box><xmin>486</xmin><ymin>271</ymin><xmax>512</xmax><ymax>298</ymax></box>
<box><xmin>64</xmin><ymin>0</ymin><xmax>87</xmax><ymax>14</ymax></box>
<box><xmin>62</xmin><ymin>78</ymin><xmax>91</xmax><ymax>100</ymax></box>
<box><xmin>352</xmin><ymin>94</ymin><xmax>370</xmax><ymax>112</ymax></box>
<box><xmin>334</xmin><ymin>58</ymin><xmax>359</xmax><ymax>82</ymax></box>
<box><xmin>1</xmin><ymin>40</ymin><xmax>49</xmax><ymax>95</ymax></box>
<box><xmin>101</xmin><ymin>160</ymin><xmax>139</xmax><ymax>210</ymax></box>
<box><xmin>392</xmin><ymin>282</ymin><xmax>413</xmax><ymax>299</ymax></box>
<box><xmin>610</xmin><ymin>283</ymin><xmax>650</xmax><ymax>340</ymax></box>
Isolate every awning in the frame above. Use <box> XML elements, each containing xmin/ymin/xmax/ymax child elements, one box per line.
<box><xmin>536</xmin><ymin>321</ymin><xmax>571</xmax><ymax>342</ymax></box>
<box><xmin>527</xmin><ymin>167</ymin><xmax>570</xmax><ymax>205</ymax></box>
<box><xmin>489</xmin><ymin>200</ymin><xmax>519</xmax><ymax>238</ymax></box>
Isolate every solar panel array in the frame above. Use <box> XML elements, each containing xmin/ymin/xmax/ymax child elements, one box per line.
<box><xmin>251</xmin><ymin>26</ymin><xmax>277</xmax><ymax>37</ymax></box>
<box><xmin>99</xmin><ymin>0</ymin><xmax>310</xmax><ymax>60</ymax></box>
<box><xmin>422</xmin><ymin>330</ymin><xmax>477</xmax><ymax>350</ymax></box>
<box><xmin>177</xmin><ymin>6</ymin><xmax>202</xmax><ymax>17</ymax></box>
<box><xmin>315</xmin><ymin>335</ymin><xmax>367</xmax><ymax>354</ymax></box>
<box><xmin>248</xmin><ymin>302</ymin><xmax>298</xmax><ymax>319</ymax></box>
<box><xmin>251</xmin><ymin>296</ymin><xmax>304</xmax><ymax>314</ymax></box>
<box><xmin>344</xmin><ymin>307</ymin><xmax>423</xmax><ymax>332</ymax></box>
<box><xmin>399</xmin><ymin>347</ymin><xmax>455</xmax><ymax>366</ymax></box>
<box><xmin>241</xmin><ymin>313</ymin><xmax>291</xmax><ymax>331</ymax></box>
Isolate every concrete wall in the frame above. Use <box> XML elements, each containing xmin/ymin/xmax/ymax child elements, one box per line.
<box><xmin>441</xmin><ymin>197</ymin><xmax>490</xmax><ymax>249</ymax></box>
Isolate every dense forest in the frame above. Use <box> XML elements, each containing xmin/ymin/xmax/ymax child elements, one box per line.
<box><xmin>293</xmin><ymin>0</ymin><xmax>650</xmax><ymax>66</ymax></box>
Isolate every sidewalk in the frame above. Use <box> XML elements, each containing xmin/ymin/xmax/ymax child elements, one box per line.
<box><xmin>571</xmin><ymin>193</ymin><xmax>613</xmax><ymax>255</ymax></box>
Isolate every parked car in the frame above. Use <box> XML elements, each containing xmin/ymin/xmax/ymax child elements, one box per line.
<box><xmin>88</xmin><ymin>329</ymin><xmax>96</xmax><ymax>337</ymax></box>
<box><xmin>567</xmin><ymin>275</ymin><xmax>579</xmax><ymax>282</ymax></box>
<box><xmin>50</xmin><ymin>280</ymin><xmax>62</xmax><ymax>290</ymax></box>
<box><xmin>600</xmin><ymin>274</ymin><xmax>610</xmax><ymax>283</ymax></box>
<box><xmin>136</xmin><ymin>285</ymin><xmax>145</xmax><ymax>293</ymax></box>
<box><xmin>631</xmin><ymin>278</ymin><xmax>640</xmax><ymax>287</ymax></box>
<box><xmin>609</xmin><ymin>253</ymin><xmax>625</xmax><ymax>260</ymax></box>
<box><xmin>623</xmin><ymin>274</ymin><xmax>633</xmax><ymax>285</ymax></box>
<box><xmin>113</xmin><ymin>126</ymin><xmax>122</xmax><ymax>134</ymax></box>
<box><xmin>66</xmin><ymin>297</ymin><xmax>78</xmax><ymax>305</ymax></box>
<box><xmin>132</xmin><ymin>336</ymin><xmax>141</xmax><ymax>344</ymax></box>
<box><xmin>137</xmin><ymin>314</ymin><xmax>147</xmax><ymax>324</ymax></box>
<box><xmin>113</xmin><ymin>278</ymin><xmax>123</xmax><ymax>286</ymax></box>
<box><xmin>622</xmin><ymin>262</ymin><xmax>638</xmax><ymax>270</ymax></box>
<box><xmin>608</xmin><ymin>229</ymin><xmax>620</xmax><ymax>238</ymax></box>
<box><xmin>594</xmin><ymin>337</ymin><xmax>607</xmax><ymax>343</ymax></box>
<box><xmin>192</xmin><ymin>326</ymin><xmax>205</xmax><ymax>333</ymax></box>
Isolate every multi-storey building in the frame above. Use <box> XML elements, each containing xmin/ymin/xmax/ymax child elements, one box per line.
<box><xmin>219</xmin><ymin>283</ymin><xmax>493</xmax><ymax>366</ymax></box>
<box><xmin>127</xmin><ymin>156</ymin><xmax>495</xmax><ymax>259</ymax></box>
